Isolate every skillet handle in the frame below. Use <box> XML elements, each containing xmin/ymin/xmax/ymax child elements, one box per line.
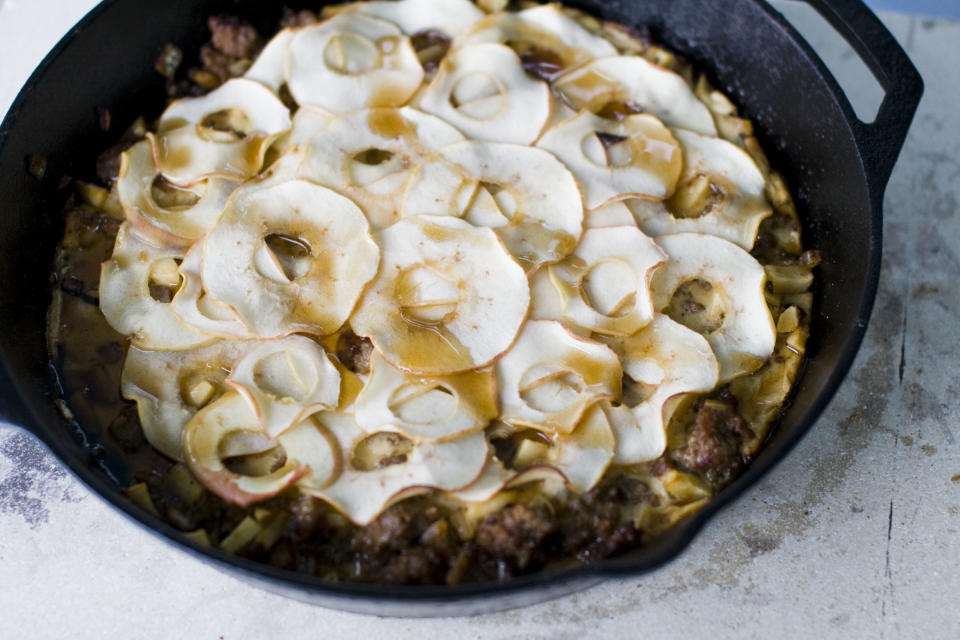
<box><xmin>797</xmin><ymin>0</ymin><xmax>923</xmax><ymax>194</ymax></box>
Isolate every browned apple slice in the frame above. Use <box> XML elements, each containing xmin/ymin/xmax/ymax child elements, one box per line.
<box><xmin>496</xmin><ymin>320</ymin><xmax>621</xmax><ymax>434</ymax></box>
<box><xmin>100</xmin><ymin>224</ymin><xmax>214</xmax><ymax>350</ymax></box>
<box><xmin>306</xmin><ymin>410</ymin><xmax>488</xmax><ymax>525</ymax></box>
<box><xmin>121</xmin><ymin>340</ymin><xmax>259</xmax><ymax>460</ymax></box>
<box><xmin>554</xmin><ymin>56</ymin><xmax>718</xmax><ymax>135</ymax></box>
<box><xmin>536</xmin><ymin>110</ymin><xmax>682</xmax><ymax>209</ymax></box>
<box><xmin>244</xmin><ymin>28</ymin><xmax>296</xmax><ymax>93</ymax></box>
<box><xmin>298</xmin><ymin>107</ymin><xmax>464</xmax><ymax>229</ymax></box>
<box><xmin>276</xmin><ymin>417</ymin><xmax>341</xmax><ymax>492</ymax></box>
<box><xmin>117</xmin><ymin>140</ymin><xmax>235</xmax><ymax>248</ymax></box>
<box><xmin>330</xmin><ymin>0</ymin><xmax>484</xmax><ymax>38</ymax></box>
<box><xmin>354</xmin><ymin>350</ymin><xmax>496</xmax><ymax>442</ymax></box>
<box><xmin>152</xmin><ymin>78</ymin><xmax>292</xmax><ymax>185</ymax></box>
<box><xmin>182</xmin><ymin>392</ymin><xmax>307</xmax><ymax>507</ymax></box>
<box><xmin>351</xmin><ymin>215</ymin><xmax>529</xmax><ymax>375</ymax></box>
<box><xmin>286</xmin><ymin>14</ymin><xmax>423</xmax><ymax>113</ymax></box>
<box><xmin>170</xmin><ymin>241</ymin><xmax>252</xmax><ymax>339</ymax></box>
<box><xmin>546</xmin><ymin>403</ymin><xmax>615</xmax><ymax>491</ymax></box>
<box><xmin>626</xmin><ymin>128</ymin><xmax>771</xmax><ymax>249</ymax></box>
<box><xmin>548</xmin><ymin>225</ymin><xmax>666</xmax><ymax>336</ymax></box>
<box><xmin>599</xmin><ymin>314</ymin><xmax>719</xmax><ymax>464</ymax></box>
<box><xmin>419</xmin><ymin>43</ymin><xmax>551</xmax><ymax>144</ymax></box>
<box><xmin>585</xmin><ymin>201</ymin><xmax>636</xmax><ymax>228</ymax></box>
<box><xmin>227</xmin><ymin>335</ymin><xmax>342</xmax><ymax>437</ymax></box>
<box><xmin>651</xmin><ymin>233</ymin><xmax>775</xmax><ymax>382</ymax></box>
<box><xmin>456</xmin><ymin>4</ymin><xmax>617</xmax><ymax>79</ymax></box>
<box><xmin>288</xmin><ymin>105</ymin><xmax>336</xmax><ymax>147</ymax></box>
<box><xmin>403</xmin><ymin>140</ymin><xmax>584</xmax><ymax>268</ymax></box>
<box><xmin>201</xmin><ymin>179</ymin><xmax>380</xmax><ymax>338</ymax></box>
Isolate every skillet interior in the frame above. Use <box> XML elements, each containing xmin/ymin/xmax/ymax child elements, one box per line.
<box><xmin>0</xmin><ymin>0</ymin><xmax>921</xmax><ymax>616</ymax></box>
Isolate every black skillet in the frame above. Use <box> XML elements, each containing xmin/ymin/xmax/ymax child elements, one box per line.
<box><xmin>0</xmin><ymin>0</ymin><xmax>922</xmax><ymax>616</ymax></box>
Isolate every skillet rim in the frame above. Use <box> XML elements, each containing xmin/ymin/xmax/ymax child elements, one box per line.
<box><xmin>0</xmin><ymin>0</ymin><xmax>921</xmax><ymax>612</ymax></box>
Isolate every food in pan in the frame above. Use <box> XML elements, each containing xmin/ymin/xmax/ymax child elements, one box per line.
<box><xmin>48</xmin><ymin>0</ymin><xmax>818</xmax><ymax>584</ymax></box>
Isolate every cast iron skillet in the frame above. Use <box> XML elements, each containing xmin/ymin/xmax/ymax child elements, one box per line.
<box><xmin>0</xmin><ymin>0</ymin><xmax>922</xmax><ymax>616</ymax></box>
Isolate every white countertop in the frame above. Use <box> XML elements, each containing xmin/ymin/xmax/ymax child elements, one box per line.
<box><xmin>2</xmin><ymin>2</ymin><xmax>958</xmax><ymax>638</ymax></box>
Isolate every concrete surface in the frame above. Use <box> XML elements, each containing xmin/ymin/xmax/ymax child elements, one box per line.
<box><xmin>2</xmin><ymin>2</ymin><xmax>957</xmax><ymax>638</ymax></box>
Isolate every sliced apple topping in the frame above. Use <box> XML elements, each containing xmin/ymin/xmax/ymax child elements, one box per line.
<box><xmin>226</xmin><ymin>335</ymin><xmax>342</xmax><ymax>438</ymax></box>
<box><xmin>351</xmin><ymin>215</ymin><xmax>529</xmax><ymax>375</ymax></box>
<box><xmin>456</xmin><ymin>4</ymin><xmax>617</xmax><ymax>80</ymax></box>
<box><xmin>403</xmin><ymin>141</ymin><xmax>583</xmax><ymax>268</ymax></box>
<box><xmin>100</xmin><ymin>224</ymin><xmax>214</xmax><ymax>350</ymax></box>
<box><xmin>600</xmin><ymin>314</ymin><xmax>719</xmax><ymax>464</ymax></box>
<box><xmin>244</xmin><ymin>28</ymin><xmax>296</xmax><ymax>94</ymax></box>
<box><xmin>419</xmin><ymin>43</ymin><xmax>551</xmax><ymax>144</ymax></box>
<box><xmin>497</xmin><ymin>320</ymin><xmax>621</xmax><ymax>434</ymax></box>
<box><xmin>330</xmin><ymin>0</ymin><xmax>485</xmax><ymax>39</ymax></box>
<box><xmin>201</xmin><ymin>179</ymin><xmax>380</xmax><ymax>338</ymax></box>
<box><xmin>307</xmin><ymin>410</ymin><xmax>489</xmax><ymax>525</ymax></box>
<box><xmin>170</xmin><ymin>241</ymin><xmax>253</xmax><ymax>340</ymax></box>
<box><xmin>549</xmin><ymin>226</ymin><xmax>665</xmax><ymax>336</ymax></box>
<box><xmin>536</xmin><ymin>111</ymin><xmax>682</xmax><ymax>209</ymax></box>
<box><xmin>121</xmin><ymin>340</ymin><xmax>258</xmax><ymax>461</ymax></box>
<box><xmin>286</xmin><ymin>14</ymin><xmax>423</xmax><ymax>113</ymax></box>
<box><xmin>152</xmin><ymin>78</ymin><xmax>292</xmax><ymax>185</ymax></box>
<box><xmin>93</xmin><ymin>3</ymin><xmax>805</xmax><ymax>523</ymax></box>
<box><xmin>298</xmin><ymin>108</ymin><xmax>464</xmax><ymax>229</ymax></box>
<box><xmin>182</xmin><ymin>391</ymin><xmax>308</xmax><ymax>507</ymax></box>
<box><xmin>117</xmin><ymin>140</ymin><xmax>235</xmax><ymax>248</ymax></box>
<box><xmin>354</xmin><ymin>350</ymin><xmax>496</xmax><ymax>442</ymax></box>
<box><xmin>554</xmin><ymin>56</ymin><xmax>718</xmax><ymax>135</ymax></box>
<box><xmin>626</xmin><ymin>128</ymin><xmax>771</xmax><ymax>249</ymax></box>
<box><xmin>651</xmin><ymin>233</ymin><xmax>775</xmax><ymax>382</ymax></box>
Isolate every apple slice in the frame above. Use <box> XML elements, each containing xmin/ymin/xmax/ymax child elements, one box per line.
<box><xmin>452</xmin><ymin>407</ymin><xmax>613</xmax><ymax>498</ymax></box>
<box><xmin>100</xmin><ymin>224</ymin><xmax>214</xmax><ymax>350</ymax></box>
<box><xmin>497</xmin><ymin>319</ymin><xmax>621</xmax><ymax>434</ymax></box>
<box><xmin>244</xmin><ymin>28</ymin><xmax>296</xmax><ymax>94</ymax></box>
<box><xmin>419</xmin><ymin>43</ymin><xmax>551</xmax><ymax>145</ymax></box>
<box><xmin>450</xmin><ymin>458</ymin><xmax>566</xmax><ymax>504</ymax></box>
<box><xmin>536</xmin><ymin>110</ymin><xmax>682</xmax><ymax>209</ymax></box>
<box><xmin>651</xmin><ymin>233</ymin><xmax>775</xmax><ymax>382</ymax></box>
<box><xmin>277</xmin><ymin>417</ymin><xmax>342</xmax><ymax>492</ymax></box>
<box><xmin>351</xmin><ymin>215</ymin><xmax>529</xmax><ymax>375</ymax></box>
<box><xmin>456</xmin><ymin>4</ymin><xmax>617</xmax><ymax>77</ymax></box>
<box><xmin>307</xmin><ymin>410</ymin><xmax>489</xmax><ymax>525</ymax></box>
<box><xmin>330</xmin><ymin>0</ymin><xmax>484</xmax><ymax>38</ymax></box>
<box><xmin>153</xmin><ymin>78</ymin><xmax>292</xmax><ymax>185</ymax></box>
<box><xmin>201</xmin><ymin>179</ymin><xmax>380</xmax><ymax>338</ymax></box>
<box><xmin>543</xmin><ymin>403</ymin><xmax>615</xmax><ymax>492</ymax></box>
<box><xmin>121</xmin><ymin>340</ymin><xmax>259</xmax><ymax>460</ymax></box>
<box><xmin>403</xmin><ymin>140</ymin><xmax>584</xmax><ymax>269</ymax></box>
<box><xmin>227</xmin><ymin>335</ymin><xmax>342</xmax><ymax>438</ymax></box>
<box><xmin>286</xmin><ymin>14</ymin><xmax>423</xmax><ymax>113</ymax></box>
<box><xmin>548</xmin><ymin>225</ymin><xmax>666</xmax><ymax>336</ymax></box>
<box><xmin>354</xmin><ymin>350</ymin><xmax>496</xmax><ymax>442</ymax></box>
<box><xmin>585</xmin><ymin>200</ymin><xmax>636</xmax><ymax>228</ymax></box>
<box><xmin>288</xmin><ymin>105</ymin><xmax>336</xmax><ymax>147</ymax></box>
<box><xmin>626</xmin><ymin>128</ymin><xmax>771</xmax><ymax>250</ymax></box>
<box><xmin>170</xmin><ymin>241</ymin><xmax>252</xmax><ymax>339</ymax></box>
<box><xmin>182</xmin><ymin>392</ymin><xmax>306</xmax><ymax>507</ymax></box>
<box><xmin>599</xmin><ymin>314</ymin><xmax>719</xmax><ymax>464</ymax></box>
<box><xmin>554</xmin><ymin>56</ymin><xmax>718</xmax><ymax>135</ymax></box>
<box><xmin>298</xmin><ymin>107</ymin><xmax>464</xmax><ymax>229</ymax></box>
<box><xmin>117</xmin><ymin>140</ymin><xmax>235</xmax><ymax>248</ymax></box>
